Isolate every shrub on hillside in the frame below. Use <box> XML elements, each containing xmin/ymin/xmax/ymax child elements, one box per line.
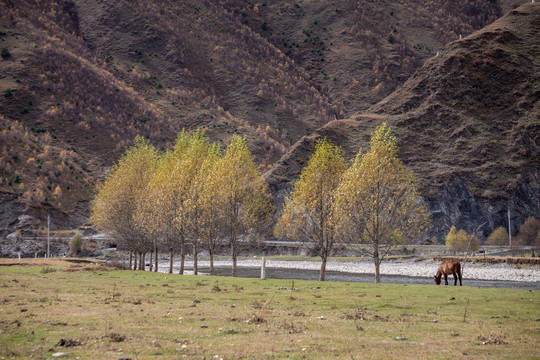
<box><xmin>1</xmin><ymin>47</ymin><xmax>10</xmax><ymax>58</ymax></box>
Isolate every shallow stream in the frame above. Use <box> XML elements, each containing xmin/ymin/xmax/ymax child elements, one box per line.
<box><xmin>161</xmin><ymin>264</ymin><xmax>540</xmax><ymax>290</ymax></box>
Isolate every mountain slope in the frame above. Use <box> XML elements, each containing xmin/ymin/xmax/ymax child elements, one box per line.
<box><xmin>267</xmin><ymin>3</ymin><xmax>540</xmax><ymax>241</ymax></box>
<box><xmin>0</xmin><ymin>0</ymin><xmax>529</xmax><ymax>234</ymax></box>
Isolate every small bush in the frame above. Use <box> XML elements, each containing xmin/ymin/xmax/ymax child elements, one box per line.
<box><xmin>108</xmin><ymin>257</ymin><xmax>128</xmax><ymax>269</ymax></box>
<box><xmin>1</xmin><ymin>47</ymin><xmax>10</xmax><ymax>58</ymax></box>
<box><xmin>69</xmin><ymin>232</ymin><xmax>84</xmax><ymax>256</ymax></box>
<box><xmin>40</xmin><ymin>266</ymin><xmax>56</xmax><ymax>274</ymax></box>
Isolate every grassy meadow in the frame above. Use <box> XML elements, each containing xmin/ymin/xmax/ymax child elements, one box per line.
<box><xmin>0</xmin><ymin>258</ymin><xmax>539</xmax><ymax>359</ymax></box>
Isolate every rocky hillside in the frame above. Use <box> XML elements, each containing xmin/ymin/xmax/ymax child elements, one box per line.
<box><xmin>0</xmin><ymin>0</ymin><xmax>535</xmax><ymax>238</ymax></box>
<box><xmin>267</xmin><ymin>3</ymin><xmax>540</xmax><ymax>241</ymax></box>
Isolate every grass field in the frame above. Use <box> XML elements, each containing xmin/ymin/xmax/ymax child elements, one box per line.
<box><xmin>1</xmin><ymin>259</ymin><xmax>539</xmax><ymax>359</ymax></box>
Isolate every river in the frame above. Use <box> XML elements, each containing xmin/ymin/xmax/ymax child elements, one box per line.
<box><xmin>156</xmin><ymin>261</ymin><xmax>540</xmax><ymax>290</ymax></box>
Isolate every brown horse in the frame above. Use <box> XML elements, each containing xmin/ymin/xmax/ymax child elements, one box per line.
<box><xmin>434</xmin><ymin>260</ymin><xmax>462</xmax><ymax>286</ymax></box>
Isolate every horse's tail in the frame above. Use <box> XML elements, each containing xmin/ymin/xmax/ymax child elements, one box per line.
<box><xmin>457</xmin><ymin>261</ymin><xmax>463</xmax><ymax>285</ymax></box>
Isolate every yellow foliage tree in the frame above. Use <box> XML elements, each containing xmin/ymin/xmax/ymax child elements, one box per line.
<box><xmin>445</xmin><ymin>226</ymin><xmax>480</xmax><ymax>254</ymax></box>
<box><xmin>333</xmin><ymin>123</ymin><xmax>430</xmax><ymax>283</ymax></box>
<box><xmin>486</xmin><ymin>226</ymin><xmax>509</xmax><ymax>246</ymax></box>
<box><xmin>275</xmin><ymin>138</ymin><xmax>347</xmax><ymax>281</ymax></box>
<box><xmin>92</xmin><ymin>136</ymin><xmax>158</xmax><ymax>270</ymax></box>
<box><xmin>136</xmin><ymin>130</ymin><xmax>218</xmax><ymax>274</ymax></box>
<box><xmin>194</xmin><ymin>141</ymin><xmax>222</xmax><ymax>275</ymax></box>
<box><xmin>182</xmin><ymin>130</ymin><xmax>221</xmax><ymax>275</ymax></box>
<box><xmin>210</xmin><ymin>135</ymin><xmax>273</xmax><ymax>276</ymax></box>
<box><xmin>136</xmin><ymin>149</ymin><xmax>180</xmax><ymax>273</ymax></box>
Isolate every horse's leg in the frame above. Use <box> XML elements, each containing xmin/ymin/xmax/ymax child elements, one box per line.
<box><xmin>458</xmin><ymin>266</ymin><xmax>462</xmax><ymax>286</ymax></box>
<box><xmin>444</xmin><ymin>274</ymin><xmax>448</xmax><ymax>285</ymax></box>
<box><xmin>453</xmin><ymin>272</ymin><xmax>457</xmax><ymax>286</ymax></box>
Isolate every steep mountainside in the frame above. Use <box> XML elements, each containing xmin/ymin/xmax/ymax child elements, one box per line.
<box><xmin>267</xmin><ymin>3</ymin><xmax>540</xmax><ymax>241</ymax></box>
<box><xmin>0</xmin><ymin>0</ymin><xmax>533</xmax><ymax>236</ymax></box>
<box><xmin>225</xmin><ymin>0</ymin><xmax>505</xmax><ymax>112</ymax></box>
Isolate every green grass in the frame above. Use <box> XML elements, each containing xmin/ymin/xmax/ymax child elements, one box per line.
<box><xmin>1</xmin><ymin>259</ymin><xmax>539</xmax><ymax>359</ymax></box>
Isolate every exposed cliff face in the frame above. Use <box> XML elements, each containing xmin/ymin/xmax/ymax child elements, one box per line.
<box><xmin>267</xmin><ymin>4</ymin><xmax>540</xmax><ymax>242</ymax></box>
<box><xmin>427</xmin><ymin>172</ymin><xmax>540</xmax><ymax>241</ymax></box>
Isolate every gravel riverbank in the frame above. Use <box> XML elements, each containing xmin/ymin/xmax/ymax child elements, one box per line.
<box><xmin>158</xmin><ymin>257</ymin><xmax>540</xmax><ymax>283</ymax></box>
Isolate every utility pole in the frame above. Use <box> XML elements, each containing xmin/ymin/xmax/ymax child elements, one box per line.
<box><xmin>47</xmin><ymin>214</ymin><xmax>50</xmax><ymax>258</ymax></box>
<box><xmin>261</xmin><ymin>256</ymin><xmax>266</xmax><ymax>280</ymax></box>
<box><xmin>508</xmin><ymin>208</ymin><xmax>512</xmax><ymax>247</ymax></box>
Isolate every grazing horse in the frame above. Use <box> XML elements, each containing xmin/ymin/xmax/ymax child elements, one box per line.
<box><xmin>434</xmin><ymin>260</ymin><xmax>462</xmax><ymax>286</ymax></box>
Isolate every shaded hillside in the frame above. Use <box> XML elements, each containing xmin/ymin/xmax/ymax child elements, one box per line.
<box><xmin>267</xmin><ymin>3</ymin><xmax>540</xmax><ymax>241</ymax></box>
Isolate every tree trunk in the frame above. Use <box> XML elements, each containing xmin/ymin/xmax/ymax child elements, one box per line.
<box><xmin>193</xmin><ymin>242</ymin><xmax>198</xmax><ymax>275</ymax></box>
<box><xmin>133</xmin><ymin>251</ymin><xmax>137</xmax><ymax>270</ymax></box>
<box><xmin>319</xmin><ymin>254</ymin><xmax>327</xmax><ymax>281</ymax></box>
<box><xmin>375</xmin><ymin>262</ymin><xmax>381</xmax><ymax>283</ymax></box>
<box><xmin>169</xmin><ymin>249</ymin><xmax>174</xmax><ymax>274</ymax></box>
<box><xmin>179</xmin><ymin>242</ymin><xmax>185</xmax><ymax>275</ymax></box>
<box><xmin>140</xmin><ymin>252</ymin><xmax>145</xmax><ymax>271</ymax></box>
<box><xmin>374</xmin><ymin>255</ymin><xmax>381</xmax><ymax>283</ymax></box>
<box><xmin>232</xmin><ymin>254</ymin><xmax>237</xmax><ymax>277</ymax></box>
<box><xmin>149</xmin><ymin>251</ymin><xmax>153</xmax><ymax>271</ymax></box>
<box><xmin>209</xmin><ymin>250</ymin><xmax>214</xmax><ymax>275</ymax></box>
<box><xmin>129</xmin><ymin>251</ymin><xmax>133</xmax><ymax>270</ymax></box>
<box><xmin>373</xmin><ymin>240</ymin><xmax>381</xmax><ymax>283</ymax></box>
<box><xmin>154</xmin><ymin>245</ymin><xmax>158</xmax><ymax>272</ymax></box>
<box><xmin>231</xmin><ymin>238</ymin><xmax>238</xmax><ymax>277</ymax></box>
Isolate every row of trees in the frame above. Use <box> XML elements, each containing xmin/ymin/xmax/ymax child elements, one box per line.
<box><xmin>446</xmin><ymin>217</ymin><xmax>540</xmax><ymax>256</ymax></box>
<box><xmin>275</xmin><ymin>123</ymin><xmax>430</xmax><ymax>282</ymax></box>
<box><xmin>486</xmin><ymin>217</ymin><xmax>540</xmax><ymax>256</ymax></box>
<box><xmin>445</xmin><ymin>226</ymin><xmax>480</xmax><ymax>253</ymax></box>
<box><xmin>93</xmin><ymin>123</ymin><xmax>431</xmax><ymax>282</ymax></box>
<box><xmin>92</xmin><ymin>131</ymin><xmax>272</xmax><ymax>276</ymax></box>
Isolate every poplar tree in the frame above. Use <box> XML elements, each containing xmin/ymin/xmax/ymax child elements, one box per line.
<box><xmin>333</xmin><ymin>123</ymin><xmax>430</xmax><ymax>283</ymax></box>
<box><xmin>136</xmin><ymin>149</ymin><xmax>181</xmax><ymax>273</ymax></box>
<box><xmin>210</xmin><ymin>135</ymin><xmax>273</xmax><ymax>277</ymax></box>
<box><xmin>92</xmin><ymin>136</ymin><xmax>158</xmax><ymax>269</ymax></box>
<box><xmin>196</xmin><ymin>145</ymin><xmax>222</xmax><ymax>275</ymax></box>
<box><xmin>137</xmin><ymin>130</ymin><xmax>217</xmax><ymax>274</ymax></box>
<box><xmin>182</xmin><ymin>131</ymin><xmax>221</xmax><ymax>275</ymax></box>
<box><xmin>445</xmin><ymin>226</ymin><xmax>480</xmax><ymax>254</ymax></box>
<box><xmin>275</xmin><ymin>138</ymin><xmax>347</xmax><ymax>281</ymax></box>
